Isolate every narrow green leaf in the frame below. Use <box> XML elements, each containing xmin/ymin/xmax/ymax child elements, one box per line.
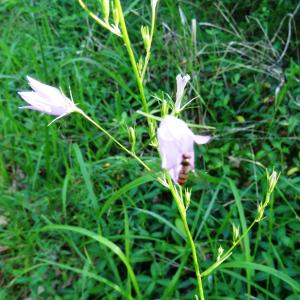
<box><xmin>73</xmin><ymin>144</ymin><xmax>98</xmax><ymax>209</ymax></box>
<box><xmin>100</xmin><ymin>174</ymin><xmax>153</xmax><ymax>217</ymax></box>
<box><xmin>228</xmin><ymin>178</ymin><xmax>251</xmax><ymax>297</ymax></box>
<box><xmin>220</xmin><ymin>261</ymin><xmax>300</xmax><ymax>293</ymax></box>
<box><xmin>62</xmin><ymin>172</ymin><xmax>70</xmax><ymax>219</ymax></box>
<box><xmin>42</xmin><ymin>224</ymin><xmax>141</xmax><ymax>298</ymax></box>
<box><xmin>38</xmin><ymin>259</ymin><xmax>133</xmax><ymax>300</ymax></box>
<box><xmin>220</xmin><ymin>269</ymin><xmax>280</xmax><ymax>300</ymax></box>
<box><xmin>135</xmin><ymin>208</ymin><xmax>186</xmax><ymax>240</ymax></box>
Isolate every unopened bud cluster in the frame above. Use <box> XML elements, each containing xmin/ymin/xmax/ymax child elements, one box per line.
<box><xmin>256</xmin><ymin>170</ymin><xmax>280</xmax><ymax>222</ymax></box>
<box><xmin>141</xmin><ymin>26</ymin><xmax>151</xmax><ymax>51</ymax></box>
<box><xmin>217</xmin><ymin>246</ymin><xmax>224</xmax><ymax>261</ymax></box>
<box><xmin>161</xmin><ymin>100</ymin><xmax>169</xmax><ymax>117</ymax></box>
<box><xmin>267</xmin><ymin>170</ymin><xmax>279</xmax><ymax>194</ymax></box>
<box><xmin>101</xmin><ymin>0</ymin><xmax>110</xmax><ymax>23</ymax></box>
<box><xmin>232</xmin><ymin>223</ymin><xmax>240</xmax><ymax>243</ymax></box>
<box><xmin>128</xmin><ymin>127</ymin><xmax>136</xmax><ymax>152</ymax></box>
<box><xmin>184</xmin><ymin>188</ymin><xmax>192</xmax><ymax>210</ymax></box>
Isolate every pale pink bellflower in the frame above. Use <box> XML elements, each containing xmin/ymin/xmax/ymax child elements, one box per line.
<box><xmin>157</xmin><ymin>115</ymin><xmax>210</xmax><ymax>184</ymax></box>
<box><xmin>18</xmin><ymin>76</ymin><xmax>79</xmax><ymax>124</ymax></box>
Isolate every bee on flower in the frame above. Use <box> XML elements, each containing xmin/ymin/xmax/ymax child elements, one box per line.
<box><xmin>157</xmin><ymin>115</ymin><xmax>210</xmax><ymax>185</ymax></box>
<box><xmin>157</xmin><ymin>73</ymin><xmax>211</xmax><ymax>185</ymax></box>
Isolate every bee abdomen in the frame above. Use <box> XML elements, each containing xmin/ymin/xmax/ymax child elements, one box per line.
<box><xmin>177</xmin><ymin>154</ymin><xmax>191</xmax><ymax>185</ymax></box>
<box><xmin>178</xmin><ymin>172</ymin><xmax>188</xmax><ymax>185</ymax></box>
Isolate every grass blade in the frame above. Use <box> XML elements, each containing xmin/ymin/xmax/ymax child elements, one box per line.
<box><xmin>42</xmin><ymin>224</ymin><xmax>141</xmax><ymax>298</ymax></box>
<box><xmin>73</xmin><ymin>143</ymin><xmax>98</xmax><ymax>209</ymax></box>
<box><xmin>228</xmin><ymin>178</ymin><xmax>251</xmax><ymax>298</ymax></box>
<box><xmin>134</xmin><ymin>207</ymin><xmax>186</xmax><ymax>240</ymax></box>
<box><xmin>100</xmin><ymin>174</ymin><xmax>153</xmax><ymax>217</ymax></box>
<box><xmin>38</xmin><ymin>259</ymin><xmax>133</xmax><ymax>300</ymax></box>
<box><xmin>220</xmin><ymin>261</ymin><xmax>300</xmax><ymax>293</ymax></box>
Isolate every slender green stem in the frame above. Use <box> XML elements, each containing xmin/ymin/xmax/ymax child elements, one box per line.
<box><xmin>202</xmin><ymin>221</ymin><xmax>256</xmax><ymax>277</ymax></box>
<box><xmin>77</xmin><ymin>109</ymin><xmax>151</xmax><ymax>172</ymax></box>
<box><xmin>202</xmin><ymin>187</ymin><xmax>275</xmax><ymax>278</ymax></box>
<box><xmin>115</xmin><ymin>0</ymin><xmax>154</xmax><ymax>138</ymax></box>
<box><xmin>167</xmin><ymin>177</ymin><xmax>205</xmax><ymax>300</ymax></box>
<box><xmin>182</xmin><ymin>216</ymin><xmax>205</xmax><ymax>300</ymax></box>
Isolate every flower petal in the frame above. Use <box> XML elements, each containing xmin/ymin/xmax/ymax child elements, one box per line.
<box><xmin>193</xmin><ymin>135</ymin><xmax>211</xmax><ymax>145</ymax></box>
<box><xmin>18</xmin><ymin>76</ymin><xmax>79</xmax><ymax>118</ymax></box>
<box><xmin>157</xmin><ymin>115</ymin><xmax>210</xmax><ymax>184</ymax></box>
<box><xmin>26</xmin><ymin>76</ymin><xmax>70</xmax><ymax>106</ymax></box>
<box><xmin>175</xmin><ymin>74</ymin><xmax>191</xmax><ymax>111</ymax></box>
<box><xmin>18</xmin><ymin>105</ymin><xmax>51</xmax><ymax>114</ymax></box>
<box><xmin>18</xmin><ymin>92</ymin><xmax>52</xmax><ymax>113</ymax></box>
<box><xmin>160</xmin><ymin>140</ymin><xmax>181</xmax><ymax>170</ymax></box>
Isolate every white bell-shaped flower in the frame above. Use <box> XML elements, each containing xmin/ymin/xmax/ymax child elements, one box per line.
<box><xmin>157</xmin><ymin>115</ymin><xmax>210</xmax><ymax>183</ymax></box>
<box><xmin>18</xmin><ymin>76</ymin><xmax>79</xmax><ymax>119</ymax></box>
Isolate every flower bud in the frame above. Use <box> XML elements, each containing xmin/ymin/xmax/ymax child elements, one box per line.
<box><xmin>128</xmin><ymin>127</ymin><xmax>136</xmax><ymax>152</ymax></box>
<box><xmin>151</xmin><ymin>0</ymin><xmax>158</xmax><ymax>13</ymax></box>
<box><xmin>268</xmin><ymin>170</ymin><xmax>279</xmax><ymax>194</ymax></box>
<box><xmin>161</xmin><ymin>99</ymin><xmax>169</xmax><ymax>117</ymax></box>
<box><xmin>232</xmin><ymin>223</ymin><xmax>240</xmax><ymax>243</ymax></box>
<box><xmin>138</xmin><ymin>56</ymin><xmax>143</xmax><ymax>75</ymax></box>
<box><xmin>175</xmin><ymin>74</ymin><xmax>190</xmax><ymax>113</ymax></box>
<box><xmin>184</xmin><ymin>188</ymin><xmax>192</xmax><ymax>210</ymax></box>
<box><xmin>112</xmin><ymin>2</ymin><xmax>119</xmax><ymax>27</ymax></box>
<box><xmin>217</xmin><ymin>246</ymin><xmax>224</xmax><ymax>261</ymax></box>
<box><xmin>141</xmin><ymin>25</ymin><xmax>150</xmax><ymax>51</ymax></box>
<box><xmin>191</xmin><ymin>18</ymin><xmax>197</xmax><ymax>52</ymax></box>
<box><xmin>101</xmin><ymin>0</ymin><xmax>110</xmax><ymax>23</ymax></box>
<box><xmin>256</xmin><ymin>203</ymin><xmax>264</xmax><ymax>222</ymax></box>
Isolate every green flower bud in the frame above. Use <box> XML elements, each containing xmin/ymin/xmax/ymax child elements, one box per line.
<box><xmin>232</xmin><ymin>223</ymin><xmax>240</xmax><ymax>243</ymax></box>
<box><xmin>141</xmin><ymin>25</ymin><xmax>150</xmax><ymax>51</ymax></box>
<box><xmin>217</xmin><ymin>246</ymin><xmax>224</xmax><ymax>261</ymax></box>
<box><xmin>128</xmin><ymin>126</ymin><xmax>136</xmax><ymax>152</ymax></box>
<box><xmin>102</xmin><ymin>0</ymin><xmax>110</xmax><ymax>23</ymax></box>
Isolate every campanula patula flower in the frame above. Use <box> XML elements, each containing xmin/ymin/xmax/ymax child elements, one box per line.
<box><xmin>157</xmin><ymin>115</ymin><xmax>210</xmax><ymax>184</ymax></box>
<box><xmin>18</xmin><ymin>76</ymin><xmax>79</xmax><ymax>123</ymax></box>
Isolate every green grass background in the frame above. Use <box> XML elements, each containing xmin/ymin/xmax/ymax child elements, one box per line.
<box><xmin>1</xmin><ymin>0</ymin><xmax>300</xmax><ymax>299</ymax></box>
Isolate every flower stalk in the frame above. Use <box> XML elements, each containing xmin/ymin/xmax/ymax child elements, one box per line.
<box><xmin>78</xmin><ymin>0</ymin><xmax>121</xmax><ymax>36</ymax></box>
<box><xmin>77</xmin><ymin>109</ymin><xmax>151</xmax><ymax>173</ymax></box>
<box><xmin>114</xmin><ymin>0</ymin><xmax>155</xmax><ymax>139</ymax></box>
<box><xmin>167</xmin><ymin>176</ymin><xmax>205</xmax><ymax>300</ymax></box>
<box><xmin>140</xmin><ymin>0</ymin><xmax>158</xmax><ymax>82</ymax></box>
<box><xmin>202</xmin><ymin>170</ymin><xmax>279</xmax><ymax>278</ymax></box>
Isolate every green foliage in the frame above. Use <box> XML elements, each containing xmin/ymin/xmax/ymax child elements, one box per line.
<box><xmin>1</xmin><ymin>0</ymin><xmax>299</xmax><ymax>299</ymax></box>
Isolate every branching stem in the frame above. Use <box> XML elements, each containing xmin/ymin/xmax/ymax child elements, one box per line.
<box><xmin>115</xmin><ymin>0</ymin><xmax>154</xmax><ymax>138</ymax></box>
<box><xmin>78</xmin><ymin>109</ymin><xmax>151</xmax><ymax>173</ymax></box>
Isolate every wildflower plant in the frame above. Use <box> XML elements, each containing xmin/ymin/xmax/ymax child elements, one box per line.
<box><xmin>16</xmin><ymin>1</ymin><xmax>282</xmax><ymax>299</ymax></box>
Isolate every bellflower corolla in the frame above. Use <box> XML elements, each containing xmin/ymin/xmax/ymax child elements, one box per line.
<box><xmin>18</xmin><ymin>76</ymin><xmax>79</xmax><ymax>123</ymax></box>
<box><xmin>157</xmin><ymin>115</ymin><xmax>210</xmax><ymax>183</ymax></box>
<box><xmin>175</xmin><ymin>74</ymin><xmax>190</xmax><ymax>112</ymax></box>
